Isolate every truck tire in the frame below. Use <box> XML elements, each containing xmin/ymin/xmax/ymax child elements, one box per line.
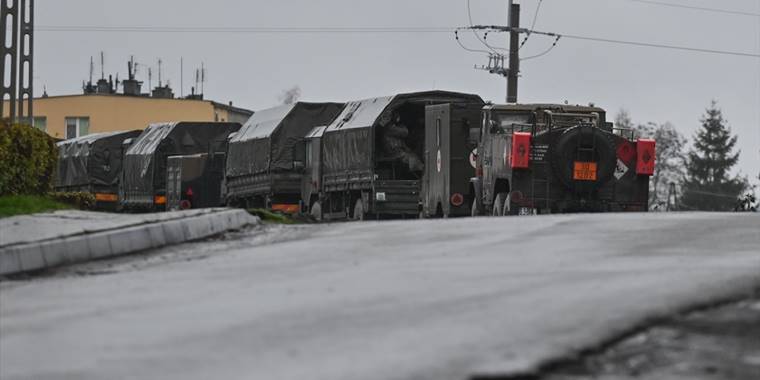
<box><xmin>492</xmin><ymin>193</ymin><xmax>507</xmax><ymax>217</ymax></box>
<box><xmin>352</xmin><ymin>199</ymin><xmax>365</xmax><ymax>221</ymax></box>
<box><xmin>310</xmin><ymin>201</ymin><xmax>322</xmax><ymax>222</ymax></box>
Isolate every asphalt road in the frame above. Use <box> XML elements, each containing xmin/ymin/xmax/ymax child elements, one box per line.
<box><xmin>1</xmin><ymin>213</ymin><xmax>759</xmax><ymax>380</ymax></box>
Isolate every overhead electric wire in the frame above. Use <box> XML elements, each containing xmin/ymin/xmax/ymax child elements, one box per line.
<box><xmin>454</xmin><ymin>30</ymin><xmax>493</xmax><ymax>54</ymax></box>
<box><xmin>469</xmin><ymin>25</ymin><xmax>760</xmax><ymax>58</ymax></box>
<box><xmin>36</xmin><ymin>26</ymin><xmax>456</xmax><ymax>33</ymax></box>
<box><xmin>559</xmin><ymin>32</ymin><xmax>760</xmax><ymax>57</ymax></box>
<box><xmin>521</xmin><ymin>35</ymin><xmax>561</xmax><ymax>61</ymax></box>
<box><xmin>520</xmin><ymin>0</ymin><xmax>544</xmax><ymax>49</ymax></box>
<box><xmin>37</xmin><ymin>24</ymin><xmax>760</xmax><ymax>58</ymax></box>
<box><xmin>624</xmin><ymin>0</ymin><xmax>760</xmax><ymax>17</ymax></box>
<box><xmin>466</xmin><ymin>0</ymin><xmax>505</xmax><ymax>53</ymax></box>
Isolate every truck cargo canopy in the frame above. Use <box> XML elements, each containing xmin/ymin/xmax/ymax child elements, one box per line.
<box><xmin>322</xmin><ymin>91</ymin><xmax>483</xmax><ymax>177</ymax></box>
<box><xmin>226</xmin><ymin>102</ymin><xmax>344</xmax><ymax>177</ymax></box>
<box><xmin>123</xmin><ymin>122</ymin><xmax>241</xmax><ymax>199</ymax></box>
<box><xmin>55</xmin><ymin>130</ymin><xmax>142</xmax><ymax>189</ymax></box>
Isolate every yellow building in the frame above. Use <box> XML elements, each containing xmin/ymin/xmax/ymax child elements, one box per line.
<box><xmin>3</xmin><ymin>94</ymin><xmax>253</xmax><ymax>139</ymax></box>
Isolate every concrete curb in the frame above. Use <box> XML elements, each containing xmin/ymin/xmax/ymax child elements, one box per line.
<box><xmin>0</xmin><ymin>209</ymin><xmax>258</xmax><ymax>276</ymax></box>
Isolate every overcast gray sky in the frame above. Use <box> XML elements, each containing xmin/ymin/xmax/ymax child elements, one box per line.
<box><xmin>36</xmin><ymin>0</ymin><xmax>760</xmax><ymax>183</ymax></box>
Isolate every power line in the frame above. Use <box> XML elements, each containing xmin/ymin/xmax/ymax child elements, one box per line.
<box><xmin>36</xmin><ymin>24</ymin><xmax>760</xmax><ymax>58</ymax></box>
<box><xmin>520</xmin><ymin>0</ymin><xmax>544</xmax><ymax>49</ymax></box>
<box><xmin>560</xmin><ymin>32</ymin><xmax>760</xmax><ymax>58</ymax></box>
<box><xmin>469</xmin><ymin>25</ymin><xmax>760</xmax><ymax>58</ymax></box>
<box><xmin>35</xmin><ymin>26</ymin><xmax>456</xmax><ymax>33</ymax></box>
<box><xmin>466</xmin><ymin>0</ymin><xmax>504</xmax><ymax>53</ymax></box>
<box><xmin>624</xmin><ymin>0</ymin><xmax>760</xmax><ymax>17</ymax></box>
<box><xmin>521</xmin><ymin>35</ymin><xmax>561</xmax><ymax>61</ymax></box>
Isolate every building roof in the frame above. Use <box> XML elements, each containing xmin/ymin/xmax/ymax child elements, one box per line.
<box><xmin>25</xmin><ymin>93</ymin><xmax>254</xmax><ymax>116</ymax></box>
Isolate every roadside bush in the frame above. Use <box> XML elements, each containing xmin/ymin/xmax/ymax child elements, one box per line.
<box><xmin>49</xmin><ymin>192</ymin><xmax>96</xmax><ymax>210</ymax></box>
<box><xmin>0</xmin><ymin>120</ymin><xmax>58</xmax><ymax>196</ymax></box>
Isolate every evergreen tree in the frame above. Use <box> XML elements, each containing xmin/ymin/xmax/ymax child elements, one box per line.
<box><xmin>681</xmin><ymin>101</ymin><xmax>748</xmax><ymax>211</ymax></box>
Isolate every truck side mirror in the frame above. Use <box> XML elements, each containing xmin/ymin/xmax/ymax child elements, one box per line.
<box><xmin>489</xmin><ymin>120</ymin><xmax>500</xmax><ymax>134</ymax></box>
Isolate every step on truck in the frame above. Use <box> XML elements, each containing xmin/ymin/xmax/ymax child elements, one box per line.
<box><xmin>470</xmin><ymin>104</ymin><xmax>654</xmax><ymax>215</ymax></box>
<box><xmin>312</xmin><ymin>91</ymin><xmax>483</xmax><ymax>221</ymax></box>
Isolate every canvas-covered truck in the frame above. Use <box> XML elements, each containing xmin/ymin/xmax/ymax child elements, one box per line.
<box><xmin>470</xmin><ymin>104</ymin><xmax>654</xmax><ymax>215</ymax></box>
<box><xmin>121</xmin><ymin>121</ymin><xmax>241</xmax><ymax>211</ymax></box>
<box><xmin>55</xmin><ymin>130</ymin><xmax>142</xmax><ymax>210</ymax></box>
<box><xmin>225</xmin><ymin>102</ymin><xmax>344</xmax><ymax>212</ymax></box>
<box><xmin>421</xmin><ymin>102</ymin><xmax>484</xmax><ymax>218</ymax></box>
<box><xmin>315</xmin><ymin>91</ymin><xmax>483</xmax><ymax>220</ymax></box>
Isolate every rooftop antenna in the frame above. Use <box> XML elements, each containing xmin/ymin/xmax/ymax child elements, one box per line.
<box><xmin>180</xmin><ymin>57</ymin><xmax>184</xmax><ymax>98</ymax></box>
<box><xmin>158</xmin><ymin>58</ymin><xmax>163</xmax><ymax>87</ymax></box>
<box><xmin>128</xmin><ymin>55</ymin><xmax>136</xmax><ymax>80</ymax></box>
<box><xmin>201</xmin><ymin>62</ymin><xmax>205</xmax><ymax>95</ymax></box>
<box><xmin>195</xmin><ymin>68</ymin><xmax>200</xmax><ymax>92</ymax></box>
<box><xmin>148</xmin><ymin>67</ymin><xmax>153</xmax><ymax>90</ymax></box>
<box><xmin>100</xmin><ymin>51</ymin><xmax>105</xmax><ymax>80</ymax></box>
<box><xmin>89</xmin><ymin>56</ymin><xmax>94</xmax><ymax>84</ymax></box>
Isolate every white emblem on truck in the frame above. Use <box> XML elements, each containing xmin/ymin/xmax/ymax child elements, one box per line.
<box><xmin>614</xmin><ymin>159</ymin><xmax>629</xmax><ymax>180</ymax></box>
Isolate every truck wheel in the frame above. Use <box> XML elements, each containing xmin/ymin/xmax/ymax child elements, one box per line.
<box><xmin>352</xmin><ymin>199</ymin><xmax>365</xmax><ymax>221</ymax></box>
<box><xmin>492</xmin><ymin>193</ymin><xmax>507</xmax><ymax>216</ymax></box>
<box><xmin>310</xmin><ymin>201</ymin><xmax>323</xmax><ymax>222</ymax></box>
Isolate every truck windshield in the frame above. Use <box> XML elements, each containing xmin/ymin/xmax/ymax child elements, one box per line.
<box><xmin>494</xmin><ymin>112</ymin><xmax>532</xmax><ymax>133</ymax></box>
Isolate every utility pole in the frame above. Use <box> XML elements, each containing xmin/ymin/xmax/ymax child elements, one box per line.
<box><xmin>1</xmin><ymin>0</ymin><xmax>34</xmax><ymax>122</ymax></box>
<box><xmin>506</xmin><ymin>1</ymin><xmax>520</xmax><ymax>103</ymax></box>
<box><xmin>469</xmin><ymin>1</ymin><xmax>522</xmax><ymax>104</ymax></box>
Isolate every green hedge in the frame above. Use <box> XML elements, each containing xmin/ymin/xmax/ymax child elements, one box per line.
<box><xmin>0</xmin><ymin>120</ymin><xmax>58</xmax><ymax>196</ymax></box>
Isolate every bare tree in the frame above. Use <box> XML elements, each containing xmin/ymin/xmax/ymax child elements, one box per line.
<box><xmin>635</xmin><ymin>122</ymin><xmax>687</xmax><ymax>210</ymax></box>
<box><xmin>616</xmin><ymin>109</ymin><xmax>687</xmax><ymax>210</ymax></box>
<box><xmin>614</xmin><ymin>109</ymin><xmax>634</xmax><ymax>131</ymax></box>
<box><xmin>279</xmin><ymin>86</ymin><xmax>301</xmax><ymax>105</ymax></box>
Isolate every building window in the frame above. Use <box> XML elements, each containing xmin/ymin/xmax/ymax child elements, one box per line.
<box><xmin>33</xmin><ymin>117</ymin><xmax>47</xmax><ymax>132</ymax></box>
<box><xmin>65</xmin><ymin>117</ymin><xmax>90</xmax><ymax>139</ymax></box>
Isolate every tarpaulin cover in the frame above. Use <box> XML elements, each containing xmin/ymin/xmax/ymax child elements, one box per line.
<box><xmin>122</xmin><ymin>122</ymin><xmax>241</xmax><ymax>200</ymax></box>
<box><xmin>55</xmin><ymin>130</ymin><xmax>142</xmax><ymax>190</ymax></box>
<box><xmin>226</xmin><ymin>102</ymin><xmax>344</xmax><ymax>177</ymax></box>
<box><xmin>322</xmin><ymin>91</ymin><xmax>483</xmax><ymax>176</ymax></box>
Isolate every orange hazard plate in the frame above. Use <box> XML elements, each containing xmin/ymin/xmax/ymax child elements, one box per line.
<box><xmin>573</xmin><ymin>162</ymin><xmax>598</xmax><ymax>181</ymax></box>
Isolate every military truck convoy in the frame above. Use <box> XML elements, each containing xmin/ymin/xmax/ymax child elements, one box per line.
<box><xmin>54</xmin><ymin>90</ymin><xmax>654</xmax><ymax>218</ymax></box>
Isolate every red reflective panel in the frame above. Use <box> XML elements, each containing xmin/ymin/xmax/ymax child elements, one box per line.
<box><xmin>616</xmin><ymin>141</ymin><xmax>635</xmax><ymax>164</ymax></box>
<box><xmin>510</xmin><ymin>132</ymin><xmax>531</xmax><ymax>169</ymax></box>
<box><xmin>636</xmin><ymin>139</ymin><xmax>656</xmax><ymax>175</ymax></box>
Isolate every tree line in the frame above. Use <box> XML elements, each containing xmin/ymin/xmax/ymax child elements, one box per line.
<box><xmin>615</xmin><ymin>101</ymin><xmax>756</xmax><ymax>212</ymax></box>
